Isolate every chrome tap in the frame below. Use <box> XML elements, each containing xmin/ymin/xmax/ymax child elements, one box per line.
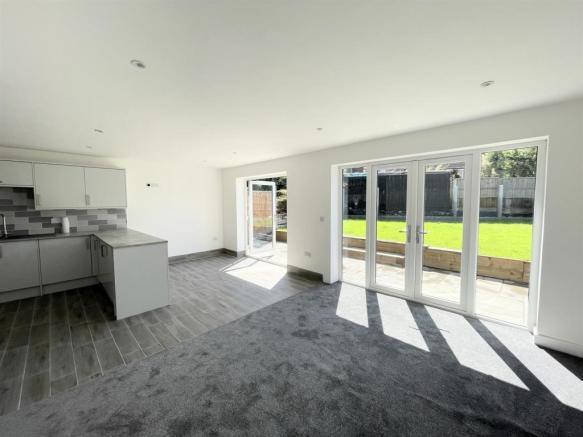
<box><xmin>0</xmin><ymin>214</ymin><xmax>7</xmax><ymax>238</ymax></box>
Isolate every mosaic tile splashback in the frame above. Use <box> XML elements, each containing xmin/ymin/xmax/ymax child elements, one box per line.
<box><xmin>0</xmin><ymin>187</ymin><xmax>126</xmax><ymax>235</ymax></box>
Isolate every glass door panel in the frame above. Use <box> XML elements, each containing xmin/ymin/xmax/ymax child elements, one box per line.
<box><xmin>341</xmin><ymin>167</ymin><xmax>368</xmax><ymax>286</ymax></box>
<box><xmin>248</xmin><ymin>181</ymin><xmax>276</xmax><ymax>255</ymax></box>
<box><xmin>474</xmin><ymin>146</ymin><xmax>538</xmax><ymax>325</ymax></box>
<box><xmin>416</xmin><ymin>158</ymin><xmax>469</xmax><ymax>306</ymax></box>
<box><xmin>372</xmin><ymin>165</ymin><xmax>412</xmax><ymax>294</ymax></box>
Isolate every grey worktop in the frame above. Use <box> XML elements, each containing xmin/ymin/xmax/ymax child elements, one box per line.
<box><xmin>0</xmin><ymin>228</ymin><xmax>167</xmax><ymax>248</ymax></box>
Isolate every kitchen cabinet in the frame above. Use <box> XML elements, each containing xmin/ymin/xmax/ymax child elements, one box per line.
<box><xmin>0</xmin><ymin>161</ymin><xmax>34</xmax><ymax>186</ymax></box>
<box><xmin>84</xmin><ymin>167</ymin><xmax>127</xmax><ymax>208</ymax></box>
<box><xmin>0</xmin><ymin>240</ymin><xmax>40</xmax><ymax>293</ymax></box>
<box><xmin>39</xmin><ymin>236</ymin><xmax>93</xmax><ymax>284</ymax></box>
<box><xmin>0</xmin><ymin>229</ymin><xmax>168</xmax><ymax>318</ymax></box>
<box><xmin>96</xmin><ymin>238</ymin><xmax>168</xmax><ymax>319</ymax></box>
<box><xmin>33</xmin><ymin>163</ymin><xmax>86</xmax><ymax>209</ymax></box>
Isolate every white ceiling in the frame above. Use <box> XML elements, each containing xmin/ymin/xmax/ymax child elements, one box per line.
<box><xmin>1</xmin><ymin>1</ymin><xmax>582</xmax><ymax>167</ymax></box>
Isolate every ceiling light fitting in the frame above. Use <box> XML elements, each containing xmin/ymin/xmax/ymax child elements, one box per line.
<box><xmin>480</xmin><ymin>80</ymin><xmax>495</xmax><ymax>87</ymax></box>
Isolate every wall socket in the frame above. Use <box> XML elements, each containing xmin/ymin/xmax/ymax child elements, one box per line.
<box><xmin>304</xmin><ymin>251</ymin><xmax>311</xmax><ymax>257</ymax></box>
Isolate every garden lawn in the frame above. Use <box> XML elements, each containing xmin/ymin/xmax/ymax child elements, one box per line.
<box><xmin>342</xmin><ymin>219</ymin><xmax>532</xmax><ymax>261</ymax></box>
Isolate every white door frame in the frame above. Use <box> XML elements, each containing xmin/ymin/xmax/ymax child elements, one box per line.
<box><xmin>247</xmin><ymin>180</ymin><xmax>277</xmax><ymax>256</ymax></box>
<box><xmin>413</xmin><ymin>154</ymin><xmax>473</xmax><ymax>312</ymax></box>
<box><xmin>337</xmin><ymin>138</ymin><xmax>547</xmax><ymax>331</ymax></box>
<box><xmin>368</xmin><ymin>161</ymin><xmax>417</xmax><ymax>298</ymax></box>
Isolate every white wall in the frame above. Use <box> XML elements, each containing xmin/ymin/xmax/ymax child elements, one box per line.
<box><xmin>0</xmin><ymin>146</ymin><xmax>224</xmax><ymax>257</ymax></box>
<box><xmin>222</xmin><ymin>98</ymin><xmax>583</xmax><ymax>354</ymax></box>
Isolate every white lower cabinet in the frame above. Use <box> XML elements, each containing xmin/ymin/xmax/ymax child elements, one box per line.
<box><xmin>39</xmin><ymin>236</ymin><xmax>93</xmax><ymax>284</ymax></box>
<box><xmin>96</xmin><ymin>241</ymin><xmax>169</xmax><ymax>319</ymax></box>
<box><xmin>0</xmin><ymin>241</ymin><xmax>40</xmax><ymax>293</ymax></box>
<box><xmin>1</xmin><ymin>234</ymin><xmax>168</xmax><ymax>320</ymax></box>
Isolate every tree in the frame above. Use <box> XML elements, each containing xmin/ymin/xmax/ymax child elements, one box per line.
<box><xmin>481</xmin><ymin>148</ymin><xmax>537</xmax><ymax>177</ymax></box>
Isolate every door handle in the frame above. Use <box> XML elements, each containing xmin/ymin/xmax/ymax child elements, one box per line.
<box><xmin>416</xmin><ymin>225</ymin><xmax>427</xmax><ymax>243</ymax></box>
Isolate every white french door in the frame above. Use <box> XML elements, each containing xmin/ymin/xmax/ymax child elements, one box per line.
<box><xmin>368</xmin><ymin>155</ymin><xmax>473</xmax><ymax>313</ymax></box>
<box><xmin>247</xmin><ymin>180</ymin><xmax>277</xmax><ymax>256</ymax></box>
<box><xmin>341</xmin><ymin>139</ymin><xmax>547</xmax><ymax>328</ymax></box>
<box><xmin>413</xmin><ymin>155</ymin><xmax>472</xmax><ymax>311</ymax></box>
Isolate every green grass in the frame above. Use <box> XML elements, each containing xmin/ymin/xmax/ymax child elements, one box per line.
<box><xmin>342</xmin><ymin>219</ymin><xmax>532</xmax><ymax>261</ymax></box>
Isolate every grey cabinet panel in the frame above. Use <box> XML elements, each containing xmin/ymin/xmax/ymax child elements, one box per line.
<box><xmin>33</xmin><ymin>164</ymin><xmax>86</xmax><ymax>209</ymax></box>
<box><xmin>91</xmin><ymin>236</ymin><xmax>100</xmax><ymax>276</ymax></box>
<box><xmin>39</xmin><ymin>237</ymin><xmax>92</xmax><ymax>284</ymax></box>
<box><xmin>84</xmin><ymin>168</ymin><xmax>127</xmax><ymax>208</ymax></box>
<box><xmin>97</xmin><ymin>241</ymin><xmax>115</xmax><ymax>305</ymax></box>
<box><xmin>0</xmin><ymin>161</ymin><xmax>34</xmax><ymax>186</ymax></box>
<box><xmin>0</xmin><ymin>241</ymin><xmax>40</xmax><ymax>292</ymax></box>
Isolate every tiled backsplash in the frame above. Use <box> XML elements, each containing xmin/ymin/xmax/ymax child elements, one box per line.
<box><xmin>0</xmin><ymin>187</ymin><xmax>126</xmax><ymax>235</ymax></box>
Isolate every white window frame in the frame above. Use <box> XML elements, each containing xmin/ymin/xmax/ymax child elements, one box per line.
<box><xmin>336</xmin><ymin>137</ymin><xmax>548</xmax><ymax>331</ymax></box>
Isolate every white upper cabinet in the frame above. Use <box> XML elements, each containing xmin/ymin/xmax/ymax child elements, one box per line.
<box><xmin>84</xmin><ymin>167</ymin><xmax>127</xmax><ymax>208</ymax></box>
<box><xmin>33</xmin><ymin>163</ymin><xmax>86</xmax><ymax>209</ymax></box>
<box><xmin>0</xmin><ymin>161</ymin><xmax>34</xmax><ymax>186</ymax></box>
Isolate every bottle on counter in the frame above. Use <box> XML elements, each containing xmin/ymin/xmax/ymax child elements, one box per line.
<box><xmin>62</xmin><ymin>216</ymin><xmax>70</xmax><ymax>234</ymax></box>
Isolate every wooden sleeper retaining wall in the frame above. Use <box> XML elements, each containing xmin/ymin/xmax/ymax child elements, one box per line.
<box><xmin>343</xmin><ymin>236</ymin><xmax>529</xmax><ymax>284</ymax></box>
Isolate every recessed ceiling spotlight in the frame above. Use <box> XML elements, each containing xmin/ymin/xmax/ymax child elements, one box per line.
<box><xmin>480</xmin><ymin>80</ymin><xmax>495</xmax><ymax>87</ymax></box>
<box><xmin>94</xmin><ymin>128</ymin><xmax>103</xmax><ymax>133</ymax></box>
<box><xmin>316</xmin><ymin>127</ymin><xmax>323</xmax><ymax>131</ymax></box>
<box><xmin>233</xmin><ymin>152</ymin><xmax>237</xmax><ymax>155</ymax></box>
<box><xmin>130</xmin><ymin>59</ymin><xmax>146</xmax><ymax>69</ymax></box>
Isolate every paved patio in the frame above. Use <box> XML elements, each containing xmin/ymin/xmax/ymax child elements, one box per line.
<box><xmin>342</xmin><ymin>257</ymin><xmax>528</xmax><ymax>325</ymax></box>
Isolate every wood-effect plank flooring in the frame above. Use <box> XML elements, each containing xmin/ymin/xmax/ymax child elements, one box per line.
<box><xmin>0</xmin><ymin>255</ymin><xmax>315</xmax><ymax>415</ymax></box>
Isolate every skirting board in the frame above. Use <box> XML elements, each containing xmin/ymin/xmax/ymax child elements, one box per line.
<box><xmin>287</xmin><ymin>265</ymin><xmax>324</xmax><ymax>282</ymax></box>
<box><xmin>222</xmin><ymin>248</ymin><xmax>246</xmax><ymax>258</ymax></box>
<box><xmin>534</xmin><ymin>331</ymin><xmax>583</xmax><ymax>358</ymax></box>
<box><xmin>168</xmin><ymin>250</ymin><xmax>324</xmax><ymax>283</ymax></box>
<box><xmin>169</xmin><ymin>249</ymin><xmax>226</xmax><ymax>264</ymax></box>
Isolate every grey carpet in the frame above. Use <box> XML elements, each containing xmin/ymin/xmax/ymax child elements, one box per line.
<box><xmin>0</xmin><ymin>278</ymin><xmax>581</xmax><ymax>436</ymax></box>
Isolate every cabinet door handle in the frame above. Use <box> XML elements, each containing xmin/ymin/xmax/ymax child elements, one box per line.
<box><xmin>35</xmin><ymin>194</ymin><xmax>41</xmax><ymax>207</ymax></box>
<box><xmin>0</xmin><ymin>246</ymin><xmax>3</xmax><ymax>259</ymax></box>
<box><xmin>86</xmin><ymin>238</ymin><xmax>90</xmax><ymax>250</ymax></box>
<box><xmin>93</xmin><ymin>239</ymin><xmax>98</xmax><ymax>250</ymax></box>
<box><xmin>85</xmin><ymin>194</ymin><xmax>91</xmax><ymax>206</ymax></box>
